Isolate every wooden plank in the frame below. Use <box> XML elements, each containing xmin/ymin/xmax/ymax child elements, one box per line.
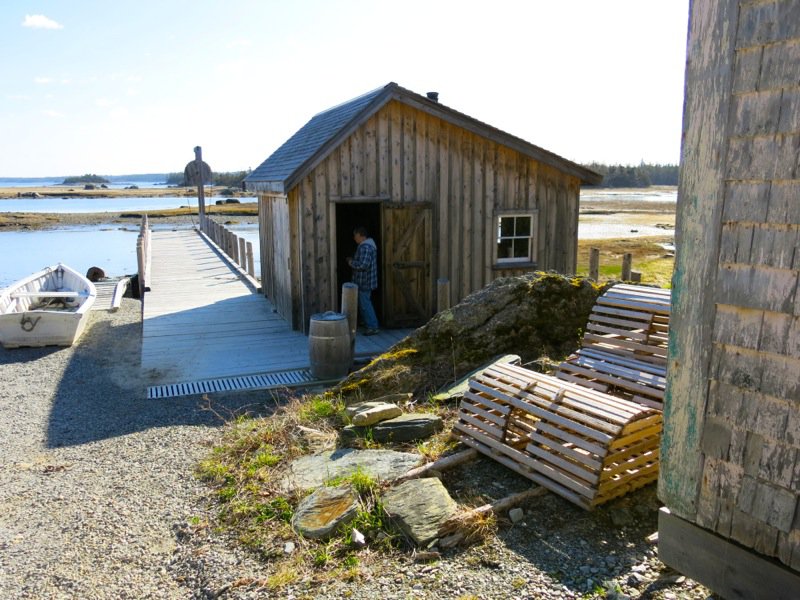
<box><xmin>658</xmin><ymin>507</ymin><xmax>800</xmax><ymax>600</ymax></box>
<box><xmin>12</xmin><ymin>291</ymin><xmax>83</xmax><ymax>298</ymax></box>
<box><xmin>524</xmin><ymin>441</ymin><xmax>600</xmax><ymax>485</ymax></box>
<box><xmin>462</xmin><ymin>390</ymin><xmax>513</xmax><ymax>416</ymax></box>
<box><xmin>577</xmin><ymin>348</ymin><xmax>667</xmax><ymax>376</ymax></box>
<box><xmin>453</xmin><ymin>421</ymin><xmax>540</xmax><ymax>473</ymax></box>
<box><xmin>457</xmin><ymin>402</ymin><xmax>508</xmax><ymax>428</ymax></box>
<box><xmin>141</xmin><ymin>229</ymin><xmax>407</xmax><ymax>387</ymax></box>
<box><xmin>530</xmin><ymin>421</ymin><xmax>609</xmax><ymax>457</ymax></box>
<box><xmin>479</xmin><ymin>365</ymin><xmax>637</xmax><ymax>424</ymax></box>
<box><xmin>528</xmin><ymin>457</ymin><xmax>597</xmax><ymax>499</ymax></box>
<box><xmin>469</xmin><ymin>379</ymin><xmax>620</xmax><ymax>438</ymax></box>
<box><xmin>557</xmin><ymin>363</ymin><xmax>665</xmax><ymax>400</ymax></box>
<box><xmin>527</xmin><ymin>431</ymin><xmax>604</xmax><ymax>471</ymax></box>
<box><xmin>456</xmin><ymin>412</ymin><xmax>505</xmax><ymax>440</ymax></box>
<box><xmin>607</xmin><ymin>423</ymin><xmax>663</xmax><ymax>451</ymax></box>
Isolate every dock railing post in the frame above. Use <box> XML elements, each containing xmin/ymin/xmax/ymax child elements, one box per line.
<box><xmin>246</xmin><ymin>242</ymin><xmax>255</xmax><ymax>278</ymax></box>
<box><xmin>137</xmin><ymin>214</ymin><xmax>151</xmax><ymax>299</ymax></box>
<box><xmin>238</xmin><ymin>238</ymin><xmax>246</xmax><ymax>269</ymax></box>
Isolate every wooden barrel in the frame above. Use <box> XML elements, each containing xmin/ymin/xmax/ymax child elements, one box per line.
<box><xmin>308</xmin><ymin>312</ymin><xmax>352</xmax><ymax>379</ymax></box>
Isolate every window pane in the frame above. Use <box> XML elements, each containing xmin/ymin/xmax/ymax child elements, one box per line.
<box><xmin>515</xmin><ymin>216</ymin><xmax>531</xmax><ymax>236</ymax></box>
<box><xmin>500</xmin><ymin>217</ymin><xmax>515</xmax><ymax>237</ymax></box>
<box><xmin>497</xmin><ymin>238</ymin><xmax>513</xmax><ymax>259</ymax></box>
<box><xmin>513</xmin><ymin>238</ymin><xmax>530</xmax><ymax>258</ymax></box>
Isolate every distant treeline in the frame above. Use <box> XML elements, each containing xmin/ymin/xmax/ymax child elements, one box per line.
<box><xmin>62</xmin><ymin>174</ymin><xmax>110</xmax><ymax>185</ymax></box>
<box><xmin>583</xmin><ymin>163</ymin><xmax>679</xmax><ymax>188</ymax></box>
<box><xmin>165</xmin><ymin>170</ymin><xmax>250</xmax><ymax>188</ymax></box>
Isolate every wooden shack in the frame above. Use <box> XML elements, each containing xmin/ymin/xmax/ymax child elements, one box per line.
<box><xmin>658</xmin><ymin>1</ymin><xmax>800</xmax><ymax>597</ymax></box>
<box><xmin>245</xmin><ymin>83</ymin><xmax>601</xmax><ymax>331</ymax></box>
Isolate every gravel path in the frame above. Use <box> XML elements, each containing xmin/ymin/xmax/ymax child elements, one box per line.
<box><xmin>0</xmin><ymin>299</ymin><xmax>712</xmax><ymax>599</ymax></box>
<box><xmin>0</xmin><ymin>299</ymin><xmax>265</xmax><ymax>599</ymax></box>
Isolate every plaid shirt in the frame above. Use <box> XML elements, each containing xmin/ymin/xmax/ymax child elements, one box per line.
<box><xmin>351</xmin><ymin>238</ymin><xmax>378</xmax><ymax>291</ymax></box>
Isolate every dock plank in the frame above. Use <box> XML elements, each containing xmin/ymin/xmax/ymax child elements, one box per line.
<box><xmin>142</xmin><ymin>229</ymin><xmax>411</xmax><ymax>391</ymax></box>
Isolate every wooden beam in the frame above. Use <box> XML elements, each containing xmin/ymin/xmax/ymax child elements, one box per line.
<box><xmin>658</xmin><ymin>508</ymin><xmax>800</xmax><ymax>600</ymax></box>
<box><xmin>659</xmin><ymin>0</ymin><xmax>740</xmax><ymax>519</ymax></box>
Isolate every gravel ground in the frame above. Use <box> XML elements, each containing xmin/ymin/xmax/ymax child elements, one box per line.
<box><xmin>0</xmin><ymin>299</ymin><xmax>713</xmax><ymax>599</ymax></box>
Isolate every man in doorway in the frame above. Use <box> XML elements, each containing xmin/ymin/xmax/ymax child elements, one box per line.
<box><xmin>347</xmin><ymin>226</ymin><xmax>379</xmax><ymax>335</ymax></box>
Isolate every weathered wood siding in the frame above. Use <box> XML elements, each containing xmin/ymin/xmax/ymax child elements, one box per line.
<box><xmin>661</xmin><ymin>0</ymin><xmax>800</xmax><ymax>571</ymax></box>
<box><xmin>290</xmin><ymin>100</ymin><xmax>580</xmax><ymax>326</ymax></box>
<box><xmin>258</xmin><ymin>193</ymin><xmax>301</xmax><ymax>329</ymax></box>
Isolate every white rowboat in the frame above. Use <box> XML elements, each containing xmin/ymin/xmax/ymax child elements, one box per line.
<box><xmin>0</xmin><ymin>264</ymin><xmax>97</xmax><ymax>348</ymax></box>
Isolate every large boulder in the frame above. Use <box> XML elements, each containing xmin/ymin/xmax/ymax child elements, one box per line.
<box><xmin>335</xmin><ymin>272</ymin><xmax>604</xmax><ymax>400</ymax></box>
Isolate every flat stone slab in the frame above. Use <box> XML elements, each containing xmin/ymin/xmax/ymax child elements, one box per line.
<box><xmin>342</xmin><ymin>413</ymin><xmax>443</xmax><ymax>443</ymax></box>
<box><xmin>382</xmin><ymin>478</ymin><xmax>457</xmax><ymax>546</ymax></box>
<box><xmin>344</xmin><ymin>401</ymin><xmax>403</xmax><ymax>426</ymax></box>
<box><xmin>292</xmin><ymin>484</ymin><xmax>359</xmax><ymax>539</ymax></box>
<box><xmin>280</xmin><ymin>448</ymin><xmax>422</xmax><ymax>492</ymax></box>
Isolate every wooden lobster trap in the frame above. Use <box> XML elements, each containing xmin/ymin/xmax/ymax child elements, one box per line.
<box><xmin>453</xmin><ymin>362</ymin><xmax>662</xmax><ymax>510</ymax></box>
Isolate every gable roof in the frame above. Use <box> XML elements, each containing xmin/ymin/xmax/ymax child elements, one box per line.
<box><xmin>245</xmin><ymin>82</ymin><xmax>602</xmax><ymax>193</ymax></box>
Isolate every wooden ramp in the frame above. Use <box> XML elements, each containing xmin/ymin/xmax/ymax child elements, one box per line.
<box><xmin>142</xmin><ymin>230</ymin><xmax>409</xmax><ymax>398</ymax></box>
<box><xmin>91</xmin><ymin>278</ymin><xmax>129</xmax><ymax>312</ymax></box>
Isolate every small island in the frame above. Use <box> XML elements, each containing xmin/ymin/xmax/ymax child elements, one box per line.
<box><xmin>61</xmin><ymin>174</ymin><xmax>110</xmax><ymax>185</ymax></box>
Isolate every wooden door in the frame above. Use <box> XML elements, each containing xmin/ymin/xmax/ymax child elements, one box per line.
<box><xmin>382</xmin><ymin>203</ymin><xmax>432</xmax><ymax>327</ymax></box>
<box><xmin>272</xmin><ymin>196</ymin><xmax>293</xmax><ymax>324</ymax></box>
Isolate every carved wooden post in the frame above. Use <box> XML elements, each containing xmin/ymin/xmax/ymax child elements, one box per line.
<box><xmin>194</xmin><ymin>146</ymin><xmax>206</xmax><ymax>226</ymax></box>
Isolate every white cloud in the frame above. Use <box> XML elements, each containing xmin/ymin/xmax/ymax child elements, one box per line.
<box><xmin>109</xmin><ymin>107</ymin><xmax>129</xmax><ymax>119</ymax></box>
<box><xmin>34</xmin><ymin>77</ymin><xmax>53</xmax><ymax>84</ymax></box>
<box><xmin>42</xmin><ymin>109</ymin><xmax>63</xmax><ymax>118</ymax></box>
<box><xmin>23</xmin><ymin>14</ymin><xmax>63</xmax><ymax>30</ymax></box>
<box><xmin>227</xmin><ymin>38</ymin><xmax>252</xmax><ymax>49</ymax></box>
<box><xmin>6</xmin><ymin>94</ymin><xmax>31</xmax><ymax>100</ymax></box>
<box><xmin>95</xmin><ymin>97</ymin><xmax>112</xmax><ymax>107</ymax></box>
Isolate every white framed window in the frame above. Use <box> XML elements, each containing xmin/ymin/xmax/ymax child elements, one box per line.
<box><xmin>496</xmin><ymin>213</ymin><xmax>536</xmax><ymax>263</ymax></box>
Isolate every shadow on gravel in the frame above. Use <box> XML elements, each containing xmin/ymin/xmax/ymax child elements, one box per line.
<box><xmin>45</xmin><ymin>309</ymin><xmax>282</xmax><ymax>448</ymax></box>
<box><xmin>0</xmin><ymin>344</ymin><xmax>63</xmax><ymax>364</ymax></box>
<box><xmin>443</xmin><ymin>455</ymin><xmax>667</xmax><ymax>598</ymax></box>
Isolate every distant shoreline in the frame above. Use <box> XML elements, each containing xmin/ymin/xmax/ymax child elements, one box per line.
<box><xmin>0</xmin><ymin>185</ymin><xmax>255</xmax><ymax>200</ymax></box>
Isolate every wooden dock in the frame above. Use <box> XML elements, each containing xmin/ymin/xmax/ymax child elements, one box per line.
<box><xmin>141</xmin><ymin>229</ymin><xmax>409</xmax><ymax>398</ymax></box>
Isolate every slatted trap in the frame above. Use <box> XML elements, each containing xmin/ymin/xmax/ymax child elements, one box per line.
<box><xmin>556</xmin><ymin>284</ymin><xmax>671</xmax><ymax>410</ymax></box>
<box><xmin>453</xmin><ymin>362</ymin><xmax>662</xmax><ymax>510</ymax></box>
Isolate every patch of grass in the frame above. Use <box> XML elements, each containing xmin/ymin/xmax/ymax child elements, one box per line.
<box><xmin>576</xmin><ymin>236</ymin><xmax>674</xmax><ymax>288</ymax></box>
<box><xmin>265</xmin><ymin>565</ymin><xmax>300</xmax><ymax>590</ymax></box>
<box><xmin>297</xmin><ymin>394</ymin><xmax>344</xmax><ymax>424</ymax></box>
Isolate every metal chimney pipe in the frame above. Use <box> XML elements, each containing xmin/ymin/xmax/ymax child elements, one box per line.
<box><xmin>426</xmin><ymin>91</ymin><xmax>439</xmax><ymax>102</ymax></box>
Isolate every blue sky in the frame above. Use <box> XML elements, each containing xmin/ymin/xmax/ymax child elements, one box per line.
<box><xmin>1</xmin><ymin>1</ymin><xmax>690</xmax><ymax>177</ymax></box>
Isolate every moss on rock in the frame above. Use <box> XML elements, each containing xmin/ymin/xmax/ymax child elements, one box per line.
<box><xmin>334</xmin><ymin>272</ymin><xmax>606</xmax><ymax>401</ymax></box>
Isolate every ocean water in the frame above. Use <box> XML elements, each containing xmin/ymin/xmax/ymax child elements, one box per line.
<box><xmin>0</xmin><ymin>196</ymin><xmax>251</xmax><ymax>213</ymax></box>
<box><xmin>0</xmin><ymin>175</ymin><xmax>169</xmax><ymax>189</ymax></box>
<box><xmin>0</xmin><ymin>223</ymin><xmax>261</xmax><ymax>290</ymax></box>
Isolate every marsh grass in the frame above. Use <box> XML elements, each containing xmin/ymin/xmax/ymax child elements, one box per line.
<box><xmin>576</xmin><ymin>236</ymin><xmax>674</xmax><ymax>288</ymax></box>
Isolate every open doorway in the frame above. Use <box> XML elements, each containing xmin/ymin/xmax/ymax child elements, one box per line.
<box><xmin>335</xmin><ymin>202</ymin><xmax>383</xmax><ymax>325</ymax></box>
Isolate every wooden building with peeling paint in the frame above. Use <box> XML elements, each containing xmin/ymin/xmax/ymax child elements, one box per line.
<box><xmin>658</xmin><ymin>1</ymin><xmax>800</xmax><ymax>597</ymax></box>
<box><xmin>245</xmin><ymin>83</ymin><xmax>601</xmax><ymax>331</ymax></box>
